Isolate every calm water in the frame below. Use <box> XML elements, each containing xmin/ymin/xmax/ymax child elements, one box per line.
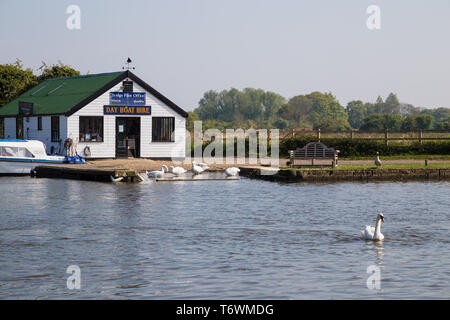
<box><xmin>0</xmin><ymin>175</ymin><xmax>449</xmax><ymax>299</ymax></box>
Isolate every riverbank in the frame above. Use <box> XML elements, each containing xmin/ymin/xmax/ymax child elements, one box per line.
<box><xmin>30</xmin><ymin>158</ymin><xmax>450</xmax><ymax>183</ymax></box>
<box><xmin>239</xmin><ymin>166</ymin><xmax>450</xmax><ymax>182</ymax></box>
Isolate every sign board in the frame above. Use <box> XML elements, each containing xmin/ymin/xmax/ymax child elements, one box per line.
<box><xmin>104</xmin><ymin>105</ymin><xmax>151</xmax><ymax>115</ymax></box>
<box><xmin>123</xmin><ymin>81</ymin><xmax>133</xmax><ymax>92</ymax></box>
<box><xmin>110</xmin><ymin>92</ymin><xmax>145</xmax><ymax>106</ymax></box>
<box><xmin>18</xmin><ymin>101</ymin><xmax>34</xmax><ymax>116</ymax></box>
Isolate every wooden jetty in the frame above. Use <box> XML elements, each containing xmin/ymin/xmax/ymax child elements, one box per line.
<box><xmin>33</xmin><ymin>165</ymin><xmax>240</xmax><ymax>183</ymax></box>
<box><xmin>34</xmin><ymin>165</ymin><xmax>140</xmax><ymax>183</ymax></box>
<box><xmin>156</xmin><ymin>177</ymin><xmax>240</xmax><ymax>182</ymax></box>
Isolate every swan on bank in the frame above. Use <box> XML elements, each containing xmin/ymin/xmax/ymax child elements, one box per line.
<box><xmin>375</xmin><ymin>152</ymin><xmax>382</xmax><ymax>167</ymax></box>
<box><xmin>147</xmin><ymin>165</ymin><xmax>168</xmax><ymax>178</ymax></box>
<box><xmin>169</xmin><ymin>166</ymin><xmax>187</xmax><ymax>176</ymax></box>
<box><xmin>224</xmin><ymin>167</ymin><xmax>240</xmax><ymax>176</ymax></box>
<box><xmin>361</xmin><ymin>213</ymin><xmax>385</xmax><ymax>241</ymax></box>
<box><xmin>192</xmin><ymin>161</ymin><xmax>205</xmax><ymax>175</ymax></box>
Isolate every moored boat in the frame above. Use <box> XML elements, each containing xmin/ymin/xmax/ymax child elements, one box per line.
<box><xmin>0</xmin><ymin>139</ymin><xmax>85</xmax><ymax>175</ymax></box>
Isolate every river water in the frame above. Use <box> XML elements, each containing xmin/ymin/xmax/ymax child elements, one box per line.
<box><xmin>0</xmin><ymin>176</ymin><xmax>448</xmax><ymax>299</ymax></box>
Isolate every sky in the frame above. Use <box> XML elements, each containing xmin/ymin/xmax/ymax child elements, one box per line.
<box><xmin>1</xmin><ymin>0</ymin><xmax>449</xmax><ymax>111</ymax></box>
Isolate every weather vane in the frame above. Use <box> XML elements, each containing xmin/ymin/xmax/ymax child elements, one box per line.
<box><xmin>122</xmin><ymin>57</ymin><xmax>135</xmax><ymax>70</ymax></box>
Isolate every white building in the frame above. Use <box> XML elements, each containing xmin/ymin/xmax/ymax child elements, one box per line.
<box><xmin>0</xmin><ymin>71</ymin><xmax>188</xmax><ymax>159</ymax></box>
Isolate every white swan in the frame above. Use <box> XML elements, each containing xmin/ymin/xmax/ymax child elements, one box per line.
<box><xmin>224</xmin><ymin>167</ymin><xmax>240</xmax><ymax>176</ymax></box>
<box><xmin>375</xmin><ymin>152</ymin><xmax>382</xmax><ymax>167</ymax></box>
<box><xmin>110</xmin><ymin>176</ymin><xmax>124</xmax><ymax>183</ymax></box>
<box><xmin>169</xmin><ymin>166</ymin><xmax>187</xmax><ymax>176</ymax></box>
<box><xmin>193</xmin><ymin>161</ymin><xmax>209</xmax><ymax>171</ymax></box>
<box><xmin>192</xmin><ymin>162</ymin><xmax>205</xmax><ymax>175</ymax></box>
<box><xmin>147</xmin><ymin>165</ymin><xmax>168</xmax><ymax>178</ymax></box>
<box><xmin>361</xmin><ymin>213</ymin><xmax>385</xmax><ymax>241</ymax></box>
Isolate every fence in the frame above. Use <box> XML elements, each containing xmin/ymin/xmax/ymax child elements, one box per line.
<box><xmin>280</xmin><ymin>128</ymin><xmax>450</xmax><ymax>146</ymax></box>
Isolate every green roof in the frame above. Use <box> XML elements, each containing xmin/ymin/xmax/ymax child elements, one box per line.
<box><xmin>0</xmin><ymin>71</ymin><xmax>123</xmax><ymax>116</ymax></box>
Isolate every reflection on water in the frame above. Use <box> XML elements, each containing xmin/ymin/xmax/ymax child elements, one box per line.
<box><xmin>0</xmin><ymin>177</ymin><xmax>449</xmax><ymax>299</ymax></box>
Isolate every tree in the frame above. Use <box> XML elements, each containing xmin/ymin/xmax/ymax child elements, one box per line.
<box><xmin>0</xmin><ymin>60</ymin><xmax>37</xmax><ymax>107</ymax></box>
<box><xmin>414</xmin><ymin>114</ymin><xmax>433</xmax><ymax>130</ymax></box>
<box><xmin>279</xmin><ymin>92</ymin><xmax>350</xmax><ymax>130</ymax></box>
<box><xmin>360</xmin><ymin>113</ymin><xmax>403</xmax><ymax>131</ymax></box>
<box><xmin>383</xmin><ymin>93</ymin><xmax>401</xmax><ymax>114</ymax></box>
<box><xmin>435</xmin><ymin>118</ymin><xmax>450</xmax><ymax>130</ymax></box>
<box><xmin>37</xmin><ymin>61</ymin><xmax>80</xmax><ymax>82</ymax></box>
<box><xmin>273</xmin><ymin>119</ymin><xmax>289</xmax><ymax>129</ymax></box>
<box><xmin>186</xmin><ymin>111</ymin><xmax>199</xmax><ymax>132</ymax></box>
<box><xmin>346</xmin><ymin>100</ymin><xmax>367</xmax><ymax>129</ymax></box>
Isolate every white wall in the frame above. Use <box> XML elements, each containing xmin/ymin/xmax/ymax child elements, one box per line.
<box><xmin>4</xmin><ymin>116</ymin><xmax>67</xmax><ymax>155</ymax></box>
<box><xmin>68</xmin><ymin>78</ymin><xmax>186</xmax><ymax>159</ymax></box>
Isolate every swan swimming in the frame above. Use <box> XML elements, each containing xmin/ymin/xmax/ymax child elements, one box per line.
<box><xmin>361</xmin><ymin>213</ymin><xmax>385</xmax><ymax>241</ymax></box>
<box><xmin>169</xmin><ymin>166</ymin><xmax>187</xmax><ymax>176</ymax></box>
<box><xmin>147</xmin><ymin>165</ymin><xmax>168</xmax><ymax>178</ymax></box>
<box><xmin>224</xmin><ymin>167</ymin><xmax>240</xmax><ymax>176</ymax></box>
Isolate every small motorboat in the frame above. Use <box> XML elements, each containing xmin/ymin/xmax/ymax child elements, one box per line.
<box><xmin>0</xmin><ymin>139</ymin><xmax>85</xmax><ymax>175</ymax></box>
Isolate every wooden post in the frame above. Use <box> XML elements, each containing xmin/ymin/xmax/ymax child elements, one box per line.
<box><xmin>292</xmin><ymin>128</ymin><xmax>295</xmax><ymax>139</ymax></box>
<box><xmin>317</xmin><ymin>128</ymin><xmax>321</xmax><ymax>142</ymax></box>
<box><xmin>419</xmin><ymin>129</ymin><xmax>423</xmax><ymax>145</ymax></box>
<box><xmin>350</xmin><ymin>129</ymin><xmax>353</xmax><ymax>140</ymax></box>
<box><xmin>384</xmin><ymin>129</ymin><xmax>388</xmax><ymax>146</ymax></box>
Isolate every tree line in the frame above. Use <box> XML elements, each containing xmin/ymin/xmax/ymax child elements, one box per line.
<box><xmin>191</xmin><ymin>89</ymin><xmax>450</xmax><ymax>132</ymax></box>
<box><xmin>1</xmin><ymin>61</ymin><xmax>449</xmax><ymax>132</ymax></box>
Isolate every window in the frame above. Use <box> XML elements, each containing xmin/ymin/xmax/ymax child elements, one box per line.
<box><xmin>51</xmin><ymin>116</ymin><xmax>60</xmax><ymax>142</ymax></box>
<box><xmin>16</xmin><ymin>117</ymin><xmax>24</xmax><ymax>139</ymax></box>
<box><xmin>123</xmin><ymin>81</ymin><xmax>133</xmax><ymax>92</ymax></box>
<box><xmin>0</xmin><ymin>118</ymin><xmax>4</xmax><ymax>139</ymax></box>
<box><xmin>0</xmin><ymin>146</ymin><xmax>34</xmax><ymax>158</ymax></box>
<box><xmin>152</xmin><ymin>117</ymin><xmax>175</xmax><ymax>142</ymax></box>
<box><xmin>37</xmin><ymin>117</ymin><xmax>42</xmax><ymax>131</ymax></box>
<box><xmin>79</xmin><ymin>117</ymin><xmax>104</xmax><ymax>142</ymax></box>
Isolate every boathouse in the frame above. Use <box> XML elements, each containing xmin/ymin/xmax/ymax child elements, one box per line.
<box><xmin>0</xmin><ymin>71</ymin><xmax>188</xmax><ymax>159</ymax></box>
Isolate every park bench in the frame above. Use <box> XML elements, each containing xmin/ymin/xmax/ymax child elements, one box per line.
<box><xmin>288</xmin><ymin>142</ymin><xmax>340</xmax><ymax>167</ymax></box>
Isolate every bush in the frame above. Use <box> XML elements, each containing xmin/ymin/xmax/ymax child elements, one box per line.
<box><xmin>280</xmin><ymin>137</ymin><xmax>450</xmax><ymax>157</ymax></box>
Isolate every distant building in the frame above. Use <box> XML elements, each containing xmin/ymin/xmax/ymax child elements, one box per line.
<box><xmin>0</xmin><ymin>71</ymin><xmax>188</xmax><ymax>159</ymax></box>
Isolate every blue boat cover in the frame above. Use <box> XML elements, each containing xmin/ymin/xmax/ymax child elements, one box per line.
<box><xmin>65</xmin><ymin>155</ymin><xmax>86</xmax><ymax>164</ymax></box>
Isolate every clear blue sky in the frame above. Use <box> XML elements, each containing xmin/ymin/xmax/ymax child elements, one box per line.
<box><xmin>1</xmin><ymin>0</ymin><xmax>449</xmax><ymax>111</ymax></box>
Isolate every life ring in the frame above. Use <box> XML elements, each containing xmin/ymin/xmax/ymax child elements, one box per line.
<box><xmin>83</xmin><ymin>146</ymin><xmax>91</xmax><ymax>157</ymax></box>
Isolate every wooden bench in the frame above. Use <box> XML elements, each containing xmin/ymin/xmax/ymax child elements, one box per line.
<box><xmin>289</xmin><ymin>142</ymin><xmax>340</xmax><ymax>167</ymax></box>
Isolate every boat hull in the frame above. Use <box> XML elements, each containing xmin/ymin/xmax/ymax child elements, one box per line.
<box><xmin>0</xmin><ymin>159</ymin><xmax>66</xmax><ymax>175</ymax></box>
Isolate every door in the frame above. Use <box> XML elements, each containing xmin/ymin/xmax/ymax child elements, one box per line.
<box><xmin>116</xmin><ymin>117</ymin><xmax>140</xmax><ymax>158</ymax></box>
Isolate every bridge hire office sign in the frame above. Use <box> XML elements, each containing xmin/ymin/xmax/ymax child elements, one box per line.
<box><xmin>104</xmin><ymin>105</ymin><xmax>151</xmax><ymax>115</ymax></box>
<box><xmin>110</xmin><ymin>92</ymin><xmax>145</xmax><ymax>106</ymax></box>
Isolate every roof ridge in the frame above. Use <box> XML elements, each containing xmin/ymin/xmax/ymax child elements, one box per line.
<box><xmin>45</xmin><ymin>71</ymin><xmax>124</xmax><ymax>81</ymax></box>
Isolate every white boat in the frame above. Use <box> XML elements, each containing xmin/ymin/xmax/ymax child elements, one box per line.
<box><xmin>0</xmin><ymin>139</ymin><xmax>84</xmax><ymax>175</ymax></box>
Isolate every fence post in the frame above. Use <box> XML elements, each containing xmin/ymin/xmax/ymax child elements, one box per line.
<box><xmin>350</xmin><ymin>129</ymin><xmax>354</xmax><ymax>140</ymax></box>
<box><xmin>317</xmin><ymin>128</ymin><xmax>321</xmax><ymax>142</ymax></box>
<box><xmin>384</xmin><ymin>129</ymin><xmax>388</xmax><ymax>146</ymax></box>
<box><xmin>291</xmin><ymin>128</ymin><xmax>295</xmax><ymax>139</ymax></box>
<box><xmin>419</xmin><ymin>129</ymin><xmax>423</xmax><ymax>145</ymax></box>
